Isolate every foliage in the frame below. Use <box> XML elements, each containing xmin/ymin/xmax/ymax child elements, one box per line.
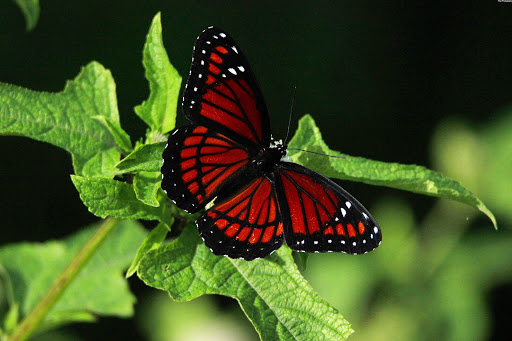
<box><xmin>0</xmin><ymin>11</ymin><xmax>500</xmax><ymax>341</ymax></box>
<box><xmin>0</xmin><ymin>220</ymin><xmax>146</xmax><ymax>335</ymax></box>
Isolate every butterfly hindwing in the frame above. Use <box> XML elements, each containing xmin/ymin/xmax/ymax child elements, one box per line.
<box><xmin>183</xmin><ymin>26</ymin><xmax>271</xmax><ymax>151</ymax></box>
<box><xmin>161</xmin><ymin>124</ymin><xmax>250</xmax><ymax>213</ymax></box>
<box><xmin>275</xmin><ymin>162</ymin><xmax>382</xmax><ymax>254</ymax></box>
<box><xmin>197</xmin><ymin>176</ymin><xmax>284</xmax><ymax>260</ymax></box>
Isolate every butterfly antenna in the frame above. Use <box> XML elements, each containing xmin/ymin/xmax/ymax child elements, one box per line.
<box><xmin>284</xmin><ymin>86</ymin><xmax>297</xmax><ymax>144</ymax></box>
<box><xmin>288</xmin><ymin>148</ymin><xmax>345</xmax><ymax>159</ymax></box>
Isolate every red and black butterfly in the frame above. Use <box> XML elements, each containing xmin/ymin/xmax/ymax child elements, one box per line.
<box><xmin>161</xmin><ymin>27</ymin><xmax>381</xmax><ymax>260</ymax></box>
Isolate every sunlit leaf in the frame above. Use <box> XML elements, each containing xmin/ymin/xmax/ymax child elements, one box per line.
<box><xmin>138</xmin><ymin>225</ymin><xmax>354</xmax><ymax>341</ymax></box>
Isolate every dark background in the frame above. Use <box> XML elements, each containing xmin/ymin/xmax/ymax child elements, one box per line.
<box><xmin>1</xmin><ymin>1</ymin><xmax>511</xmax><ymax>340</ymax></box>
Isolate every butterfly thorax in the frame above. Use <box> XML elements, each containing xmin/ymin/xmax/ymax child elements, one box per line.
<box><xmin>252</xmin><ymin>144</ymin><xmax>287</xmax><ymax>174</ymax></box>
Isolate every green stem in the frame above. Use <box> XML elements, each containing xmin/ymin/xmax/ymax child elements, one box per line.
<box><xmin>7</xmin><ymin>218</ymin><xmax>120</xmax><ymax>341</ymax></box>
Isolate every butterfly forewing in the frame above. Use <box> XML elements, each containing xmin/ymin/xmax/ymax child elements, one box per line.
<box><xmin>183</xmin><ymin>26</ymin><xmax>271</xmax><ymax>151</ymax></box>
<box><xmin>275</xmin><ymin>162</ymin><xmax>382</xmax><ymax>254</ymax></box>
<box><xmin>161</xmin><ymin>125</ymin><xmax>250</xmax><ymax>213</ymax></box>
<box><xmin>197</xmin><ymin>177</ymin><xmax>284</xmax><ymax>260</ymax></box>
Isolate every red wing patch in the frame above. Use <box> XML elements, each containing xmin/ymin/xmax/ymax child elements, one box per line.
<box><xmin>182</xmin><ymin>27</ymin><xmax>270</xmax><ymax>150</ymax></box>
<box><xmin>276</xmin><ymin>162</ymin><xmax>382</xmax><ymax>255</ymax></box>
<box><xmin>197</xmin><ymin>177</ymin><xmax>284</xmax><ymax>260</ymax></box>
<box><xmin>161</xmin><ymin>125</ymin><xmax>250</xmax><ymax>213</ymax></box>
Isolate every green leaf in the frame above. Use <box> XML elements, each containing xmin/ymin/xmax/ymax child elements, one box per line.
<box><xmin>71</xmin><ymin>175</ymin><xmax>172</xmax><ymax>225</ymax></box>
<box><xmin>0</xmin><ymin>220</ymin><xmax>147</xmax><ymax>331</ymax></box>
<box><xmin>135</xmin><ymin>12</ymin><xmax>182</xmax><ymax>134</ymax></box>
<box><xmin>92</xmin><ymin>115</ymin><xmax>132</xmax><ymax>154</ymax></box>
<box><xmin>0</xmin><ymin>62</ymin><xmax>121</xmax><ymax>177</ymax></box>
<box><xmin>289</xmin><ymin>114</ymin><xmax>497</xmax><ymax>229</ymax></box>
<box><xmin>126</xmin><ymin>223</ymin><xmax>170</xmax><ymax>278</ymax></box>
<box><xmin>115</xmin><ymin>142</ymin><xmax>166</xmax><ymax>174</ymax></box>
<box><xmin>12</xmin><ymin>0</ymin><xmax>40</xmax><ymax>31</ymax></box>
<box><xmin>134</xmin><ymin>171</ymin><xmax>162</xmax><ymax>207</ymax></box>
<box><xmin>138</xmin><ymin>225</ymin><xmax>353</xmax><ymax>341</ymax></box>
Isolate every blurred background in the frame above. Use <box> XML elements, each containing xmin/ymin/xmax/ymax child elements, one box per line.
<box><xmin>1</xmin><ymin>1</ymin><xmax>511</xmax><ymax>340</ymax></box>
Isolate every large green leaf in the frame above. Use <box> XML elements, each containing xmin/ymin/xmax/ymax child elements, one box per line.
<box><xmin>288</xmin><ymin>115</ymin><xmax>497</xmax><ymax>229</ymax></box>
<box><xmin>138</xmin><ymin>225</ymin><xmax>353</xmax><ymax>341</ymax></box>
<box><xmin>0</xmin><ymin>220</ymin><xmax>147</xmax><ymax>331</ymax></box>
<box><xmin>135</xmin><ymin>12</ymin><xmax>182</xmax><ymax>134</ymax></box>
<box><xmin>0</xmin><ymin>62</ymin><xmax>123</xmax><ymax>177</ymax></box>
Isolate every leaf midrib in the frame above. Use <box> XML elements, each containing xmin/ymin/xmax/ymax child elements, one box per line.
<box><xmin>229</xmin><ymin>259</ymin><xmax>298</xmax><ymax>340</ymax></box>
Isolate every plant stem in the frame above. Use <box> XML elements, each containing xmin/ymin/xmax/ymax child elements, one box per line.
<box><xmin>7</xmin><ymin>218</ymin><xmax>120</xmax><ymax>341</ymax></box>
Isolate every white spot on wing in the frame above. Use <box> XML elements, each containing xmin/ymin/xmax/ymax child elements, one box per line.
<box><xmin>341</xmin><ymin>208</ymin><xmax>347</xmax><ymax>217</ymax></box>
<box><xmin>346</xmin><ymin>201</ymin><xmax>352</xmax><ymax>209</ymax></box>
<box><xmin>228</xmin><ymin>68</ymin><xmax>237</xmax><ymax>75</ymax></box>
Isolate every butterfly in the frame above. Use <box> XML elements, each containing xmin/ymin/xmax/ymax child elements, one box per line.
<box><xmin>161</xmin><ymin>27</ymin><xmax>382</xmax><ymax>260</ymax></box>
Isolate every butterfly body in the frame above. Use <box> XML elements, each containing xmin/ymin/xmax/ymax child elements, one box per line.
<box><xmin>161</xmin><ymin>27</ymin><xmax>382</xmax><ymax>260</ymax></box>
<box><xmin>252</xmin><ymin>144</ymin><xmax>287</xmax><ymax>172</ymax></box>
